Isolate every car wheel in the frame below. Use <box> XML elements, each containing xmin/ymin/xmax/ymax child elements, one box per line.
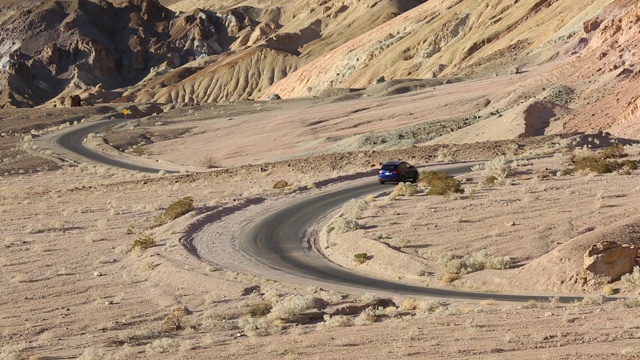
<box><xmin>379</xmin><ymin>180</ymin><xmax>385</xmax><ymax>184</ymax></box>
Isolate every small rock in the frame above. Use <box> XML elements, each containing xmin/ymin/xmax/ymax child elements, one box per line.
<box><xmin>93</xmin><ymin>271</ymin><xmax>103</xmax><ymax>277</ymax></box>
<box><xmin>504</xmin><ymin>221</ymin><xmax>515</xmax><ymax>227</ymax></box>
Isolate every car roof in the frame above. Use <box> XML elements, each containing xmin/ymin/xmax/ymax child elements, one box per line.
<box><xmin>382</xmin><ymin>161</ymin><xmax>405</xmax><ymax>165</ymax></box>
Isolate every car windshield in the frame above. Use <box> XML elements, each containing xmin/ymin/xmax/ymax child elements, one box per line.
<box><xmin>381</xmin><ymin>165</ymin><xmax>397</xmax><ymax>170</ymax></box>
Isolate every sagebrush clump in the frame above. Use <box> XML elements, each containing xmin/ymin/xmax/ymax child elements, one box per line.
<box><xmin>622</xmin><ymin>266</ymin><xmax>640</xmax><ymax>287</ymax></box>
<box><xmin>341</xmin><ymin>198</ymin><xmax>369</xmax><ymax>220</ymax></box>
<box><xmin>391</xmin><ymin>182</ymin><xmax>418</xmax><ymax>197</ymax></box>
<box><xmin>332</xmin><ymin>217</ymin><xmax>360</xmax><ymax>233</ymax></box>
<box><xmin>268</xmin><ymin>294</ymin><xmax>315</xmax><ymax>320</ymax></box>
<box><xmin>419</xmin><ymin>171</ymin><xmax>463</xmax><ymax>196</ymax></box>
<box><xmin>475</xmin><ymin>156</ymin><xmax>513</xmax><ymax>179</ymax></box>
<box><xmin>129</xmin><ymin>233</ymin><xmax>156</xmax><ymax>252</ymax></box>
<box><xmin>154</xmin><ymin>196</ymin><xmax>195</xmax><ymax>226</ymax></box>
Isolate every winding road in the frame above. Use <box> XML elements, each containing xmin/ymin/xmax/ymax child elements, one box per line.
<box><xmin>50</xmin><ymin>120</ymin><xmax>584</xmax><ymax>302</ymax></box>
<box><xmin>37</xmin><ymin>118</ymin><xmax>178</xmax><ymax>173</ymax></box>
<box><xmin>238</xmin><ymin>165</ymin><xmax>583</xmax><ymax>302</ymax></box>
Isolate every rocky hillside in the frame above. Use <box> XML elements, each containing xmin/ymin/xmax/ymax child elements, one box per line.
<box><xmin>1</xmin><ymin>0</ymin><xmax>640</xmax><ymax>138</ymax></box>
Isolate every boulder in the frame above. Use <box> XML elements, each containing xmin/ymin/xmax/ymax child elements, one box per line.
<box><xmin>583</xmin><ymin>241</ymin><xmax>638</xmax><ymax>280</ymax></box>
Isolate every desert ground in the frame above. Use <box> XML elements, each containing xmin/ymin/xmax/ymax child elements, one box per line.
<box><xmin>3</xmin><ymin>66</ymin><xmax>640</xmax><ymax>360</ymax></box>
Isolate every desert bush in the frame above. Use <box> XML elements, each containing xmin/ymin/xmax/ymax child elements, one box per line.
<box><xmin>238</xmin><ymin>316</ymin><xmax>278</xmax><ymax>336</ymax></box>
<box><xmin>478</xmin><ymin>156</ymin><xmax>513</xmax><ymax>179</ymax></box>
<box><xmin>0</xmin><ymin>344</ymin><xmax>25</xmax><ymax>360</ymax></box>
<box><xmin>317</xmin><ymin>315</ymin><xmax>353</xmax><ymax>330</ymax></box>
<box><xmin>146</xmin><ymin>337</ymin><xmax>180</xmax><ymax>354</ymax></box>
<box><xmin>332</xmin><ymin>217</ymin><xmax>360</xmax><ymax>233</ymax></box>
<box><xmin>341</xmin><ymin>198</ymin><xmax>369</xmax><ymax>220</ymax></box>
<box><xmin>248</xmin><ymin>302</ymin><xmax>273</xmax><ymax>317</ymax></box>
<box><xmin>77</xmin><ymin>348</ymin><xmax>109</xmax><ymax>360</ymax></box>
<box><xmin>268</xmin><ymin>294</ymin><xmax>315</xmax><ymax>320</ymax></box>
<box><xmin>622</xmin><ymin>266</ymin><xmax>640</xmax><ymax>287</ymax></box>
<box><xmin>163</xmin><ymin>196</ymin><xmax>194</xmax><ymax>221</ymax></box>
<box><xmin>353</xmin><ymin>253</ymin><xmax>370</xmax><ymax>264</ymax></box>
<box><xmin>162</xmin><ymin>307</ymin><xmax>192</xmax><ymax>332</ymax></box>
<box><xmin>196</xmin><ymin>155</ymin><xmax>221</xmax><ymax>169</ymax></box>
<box><xmin>484</xmin><ymin>176</ymin><xmax>497</xmax><ymax>186</ymax></box>
<box><xmin>272</xmin><ymin>180</ymin><xmax>288</xmax><ymax>189</ymax></box>
<box><xmin>354</xmin><ymin>307</ymin><xmax>384</xmax><ymax>325</ymax></box>
<box><xmin>420</xmin><ymin>171</ymin><xmax>463</xmax><ymax>196</ymax></box>
<box><xmin>441</xmin><ymin>273</ymin><xmax>461</xmax><ymax>284</ymax></box>
<box><xmin>445</xmin><ymin>250</ymin><xmax>512</xmax><ymax>274</ymax></box>
<box><xmin>573</xmin><ymin>155</ymin><xmax>615</xmax><ymax>174</ymax></box>
<box><xmin>601</xmin><ymin>143</ymin><xmax>626</xmax><ymax>159</ymax></box>
<box><xmin>391</xmin><ymin>182</ymin><xmax>418</xmax><ymax>196</ymax></box>
<box><xmin>129</xmin><ymin>233</ymin><xmax>156</xmax><ymax>252</ymax></box>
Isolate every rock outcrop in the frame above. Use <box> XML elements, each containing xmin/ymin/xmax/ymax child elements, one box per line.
<box><xmin>583</xmin><ymin>241</ymin><xmax>638</xmax><ymax>281</ymax></box>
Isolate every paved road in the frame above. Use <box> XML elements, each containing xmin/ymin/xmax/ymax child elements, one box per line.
<box><xmin>51</xmin><ymin>122</ymin><xmax>584</xmax><ymax>302</ymax></box>
<box><xmin>238</xmin><ymin>163</ymin><xmax>584</xmax><ymax>302</ymax></box>
<box><xmin>45</xmin><ymin>118</ymin><xmax>177</xmax><ymax>173</ymax></box>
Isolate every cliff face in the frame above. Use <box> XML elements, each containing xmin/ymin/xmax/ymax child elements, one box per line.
<box><xmin>1</xmin><ymin>0</ymin><xmax>640</xmax><ymax>137</ymax></box>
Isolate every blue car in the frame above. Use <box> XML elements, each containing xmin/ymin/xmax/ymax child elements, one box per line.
<box><xmin>377</xmin><ymin>161</ymin><xmax>420</xmax><ymax>184</ymax></box>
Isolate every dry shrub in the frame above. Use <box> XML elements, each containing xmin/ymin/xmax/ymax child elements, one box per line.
<box><xmin>317</xmin><ymin>315</ymin><xmax>353</xmax><ymax>330</ymax></box>
<box><xmin>332</xmin><ymin>217</ymin><xmax>360</xmax><ymax>233</ymax></box>
<box><xmin>484</xmin><ymin>175</ymin><xmax>497</xmax><ymax>186</ymax></box>
<box><xmin>341</xmin><ymin>198</ymin><xmax>369</xmax><ymax>220</ymax></box>
<box><xmin>601</xmin><ymin>143</ymin><xmax>626</xmax><ymax>159</ymax></box>
<box><xmin>268</xmin><ymin>294</ymin><xmax>315</xmax><ymax>320</ymax></box>
<box><xmin>476</xmin><ymin>156</ymin><xmax>513</xmax><ymax>179</ymax></box>
<box><xmin>129</xmin><ymin>233</ymin><xmax>156</xmax><ymax>252</ymax></box>
<box><xmin>420</xmin><ymin>171</ymin><xmax>463</xmax><ymax>196</ymax></box>
<box><xmin>391</xmin><ymin>182</ymin><xmax>418</xmax><ymax>196</ymax></box>
<box><xmin>273</xmin><ymin>180</ymin><xmax>288</xmax><ymax>189</ymax></box>
<box><xmin>247</xmin><ymin>302</ymin><xmax>273</xmax><ymax>317</ymax></box>
<box><xmin>622</xmin><ymin>266</ymin><xmax>640</xmax><ymax>287</ymax></box>
<box><xmin>238</xmin><ymin>316</ymin><xmax>278</xmax><ymax>336</ymax></box>
<box><xmin>353</xmin><ymin>253</ymin><xmax>370</xmax><ymax>264</ymax></box>
<box><xmin>196</xmin><ymin>155</ymin><xmax>221</xmax><ymax>169</ymax></box>
<box><xmin>445</xmin><ymin>251</ymin><xmax>512</xmax><ymax>274</ymax></box>
<box><xmin>145</xmin><ymin>337</ymin><xmax>180</xmax><ymax>354</ymax></box>
<box><xmin>154</xmin><ymin>197</ymin><xmax>195</xmax><ymax>226</ymax></box>
<box><xmin>162</xmin><ymin>306</ymin><xmax>192</xmax><ymax>332</ymax></box>
<box><xmin>441</xmin><ymin>273</ymin><xmax>460</xmax><ymax>284</ymax></box>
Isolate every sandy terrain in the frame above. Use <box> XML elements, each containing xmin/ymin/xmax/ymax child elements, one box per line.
<box><xmin>3</xmin><ymin>0</ymin><xmax>640</xmax><ymax>359</ymax></box>
<box><xmin>3</xmin><ymin>104</ymin><xmax>640</xmax><ymax>360</ymax></box>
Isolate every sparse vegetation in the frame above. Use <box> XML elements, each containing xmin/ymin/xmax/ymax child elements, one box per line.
<box><xmin>441</xmin><ymin>273</ymin><xmax>461</xmax><ymax>284</ymax></box>
<box><xmin>153</xmin><ymin>196</ymin><xmax>195</xmax><ymax>226</ymax></box>
<box><xmin>475</xmin><ymin>156</ymin><xmax>513</xmax><ymax>179</ymax></box>
<box><xmin>341</xmin><ymin>198</ymin><xmax>369</xmax><ymax>220</ymax></box>
<box><xmin>129</xmin><ymin>233</ymin><xmax>156</xmax><ymax>252</ymax></box>
<box><xmin>332</xmin><ymin>217</ymin><xmax>360</xmax><ymax>233</ymax></box>
<box><xmin>622</xmin><ymin>266</ymin><xmax>640</xmax><ymax>287</ymax></box>
<box><xmin>196</xmin><ymin>155</ymin><xmax>221</xmax><ymax>169</ymax></box>
<box><xmin>146</xmin><ymin>337</ymin><xmax>180</xmax><ymax>354</ymax></box>
<box><xmin>162</xmin><ymin>307</ymin><xmax>191</xmax><ymax>332</ymax></box>
<box><xmin>268</xmin><ymin>294</ymin><xmax>315</xmax><ymax>320</ymax></box>
<box><xmin>391</xmin><ymin>182</ymin><xmax>418</xmax><ymax>196</ymax></box>
<box><xmin>248</xmin><ymin>301</ymin><xmax>273</xmax><ymax>317</ymax></box>
<box><xmin>353</xmin><ymin>253</ymin><xmax>370</xmax><ymax>264</ymax></box>
<box><xmin>424</xmin><ymin>250</ymin><xmax>512</xmax><ymax>275</ymax></box>
<box><xmin>601</xmin><ymin>143</ymin><xmax>626</xmax><ymax>159</ymax></box>
<box><xmin>419</xmin><ymin>171</ymin><xmax>463</xmax><ymax>196</ymax></box>
<box><xmin>484</xmin><ymin>175</ymin><xmax>497</xmax><ymax>186</ymax></box>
